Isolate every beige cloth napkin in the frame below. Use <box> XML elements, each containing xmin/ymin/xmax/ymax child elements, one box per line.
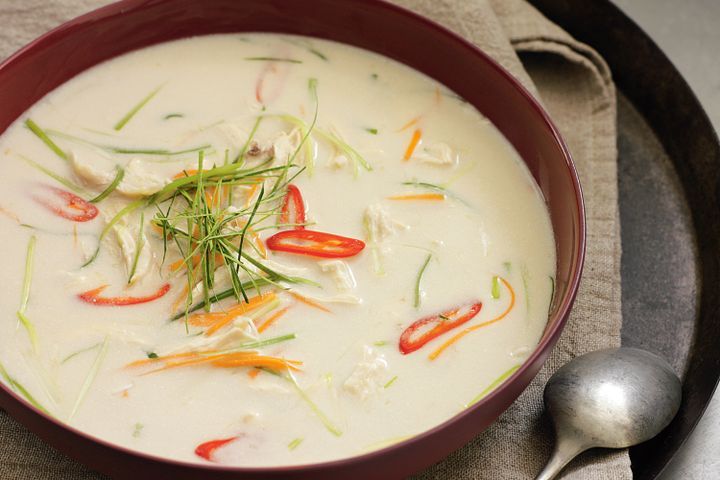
<box><xmin>0</xmin><ymin>0</ymin><xmax>627</xmax><ymax>478</ymax></box>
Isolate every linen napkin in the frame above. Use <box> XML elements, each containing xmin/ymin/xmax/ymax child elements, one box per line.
<box><xmin>0</xmin><ymin>0</ymin><xmax>627</xmax><ymax>478</ymax></box>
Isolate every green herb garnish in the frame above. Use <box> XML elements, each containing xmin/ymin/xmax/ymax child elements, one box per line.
<box><xmin>20</xmin><ymin>155</ymin><xmax>86</xmax><ymax>194</ymax></box>
<box><xmin>288</xmin><ymin>437</ymin><xmax>304</xmax><ymax>450</ymax></box>
<box><xmin>373</xmin><ymin>340</ymin><xmax>387</xmax><ymax>347</ymax></box>
<box><xmin>365</xmin><ymin>128</ymin><xmax>378</xmax><ymax>135</ymax></box>
<box><xmin>413</xmin><ymin>253</ymin><xmax>432</xmax><ymax>308</ymax></box>
<box><xmin>61</xmin><ymin>343</ymin><xmax>102</xmax><ymax>364</ymax></box>
<box><xmin>163</xmin><ymin>113</ymin><xmax>184</xmax><ymax>120</ymax></box>
<box><xmin>0</xmin><ymin>361</ymin><xmax>49</xmax><ymax>414</ymax></box>
<box><xmin>288</xmin><ymin>373</ymin><xmax>342</xmax><ymax>437</ymax></box>
<box><xmin>25</xmin><ymin>119</ymin><xmax>67</xmax><ymax>161</ymax></box>
<box><xmin>89</xmin><ymin>165</ymin><xmax>124</xmax><ymax>203</ymax></box>
<box><xmin>245</xmin><ymin>57</ymin><xmax>302</xmax><ymax>63</ymax></box>
<box><xmin>17</xmin><ymin>235</ymin><xmax>38</xmax><ymax>350</ymax></box>
<box><xmin>465</xmin><ymin>365</ymin><xmax>521</xmax><ymax>408</ymax></box>
<box><xmin>127</xmin><ymin>211</ymin><xmax>145</xmax><ymax>284</ymax></box>
<box><xmin>146</xmin><ymin>352</ymin><xmax>159</xmax><ymax>359</ymax></box>
<box><xmin>132</xmin><ymin>422</ymin><xmax>144</xmax><ymax>438</ymax></box>
<box><xmin>114</xmin><ymin>85</ymin><xmax>162</xmax><ymax>131</ymax></box>
<box><xmin>491</xmin><ymin>275</ymin><xmax>501</xmax><ymax>299</ymax></box>
<box><xmin>384</xmin><ymin>376</ymin><xmax>398</xmax><ymax>389</ymax></box>
<box><xmin>69</xmin><ymin>337</ymin><xmax>108</xmax><ymax>420</ymax></box>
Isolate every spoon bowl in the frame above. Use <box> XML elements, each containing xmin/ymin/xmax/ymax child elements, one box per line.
<box><xmin>536</xmin><ymin>347</ymin><xmax>681</xmax><ymax>480</ymax></box>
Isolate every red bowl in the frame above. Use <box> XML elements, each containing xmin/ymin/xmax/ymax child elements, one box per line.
<box><xmin>0</xmin><ymin>0</ymin><xmax>585</xmax><ymax>478</ymax></box>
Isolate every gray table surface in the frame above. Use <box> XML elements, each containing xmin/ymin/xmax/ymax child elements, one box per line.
<box><xmin>611</xmin><ymin>1</ymin><xmax>720</xmax><ymax>478</ymax></box>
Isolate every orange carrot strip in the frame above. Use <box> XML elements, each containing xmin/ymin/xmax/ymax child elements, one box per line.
<box><xmin>403</xmin><ymin>128</ymin><xmax>422</xmax><ymax>161</ymax></box>
<box><xmin>257</xmin><ymin>307</ymin><xmax>290</xmax><ymax>333</ymax></box>
<box><xmin>289</xmin><ymin>291</ymin><xmax>331</xmax><ymax>313</ymax></box>
<box><xmin>173</xmin><ymin>169</ymin><xmax>200</xmax><ymax>179</ymax></box>
<box><xmin>429</xmin><ymin>277</ymin><xmax>515</xmax><ymax>360</ymax></box>
<box><xmin>387</xmin><ymin>193</ymin><xmax>445</xmax><ymax>201</ymax></box>
<box><xmin>171</xmin><ymin>283</ymin><xmax>190</xmax><ymax>314</ymax></box>
<box><xmin>210</xmin><ymin>353</ymin><xmax>302</xmax><ymax>371</ymax></box>
<box><xmin>125</xmin><ymin>351</ymin><xmax>203</xmax><ymax>369</ymax></box>
<box><xmin>398</xmin><ymin>116</ymin><xmax>421</xmax><ymax>132</ymax></box>
<box><xmin>244</xmin><ymin>182</ymin><xmax>261</xmax><ymax>209</ymax></box>
<box><xmin>248</xmin><ymin>368</ymin><xmax>261</xmax><ymax>379</ymax></box>
<box><xmin>191</xmin><ymin>293</ymin><xmax>277</xmax><ymax>335</ymax></box>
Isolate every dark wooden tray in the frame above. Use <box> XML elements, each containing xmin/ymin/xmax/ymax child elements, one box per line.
<box><xmin>530</xmin><ymin>1</ymin><xmax>720</xmax><ymax>478</ymax></box>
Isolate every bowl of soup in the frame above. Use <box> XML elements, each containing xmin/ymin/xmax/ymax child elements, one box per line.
<box><xmin>0</xmin><ymin>0</ymin><xmax>584</xmax><ymax>478</ymax></box>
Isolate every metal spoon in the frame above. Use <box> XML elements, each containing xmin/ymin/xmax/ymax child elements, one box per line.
<box><xmin>535</xmin><ymin>347</ymin><xmax>681</xmax><ymax>480</ymax></box>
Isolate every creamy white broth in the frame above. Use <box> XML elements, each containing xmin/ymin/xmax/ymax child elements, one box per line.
<box><xmin>0</xmin><ymin>34</ymin><xmax>555</xmax><ymax>466</ymax></box>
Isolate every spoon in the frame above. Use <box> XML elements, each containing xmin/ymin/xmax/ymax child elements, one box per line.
<box><xmin>535</xmin><ymin>347</ymin><xmax>681</xmax><ymax>480</ymax></box>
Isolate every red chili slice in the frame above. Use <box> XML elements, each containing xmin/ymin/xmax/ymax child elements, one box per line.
<box><xmin>255</xmin><ymin>62</ymin><xmax>289</xmax><ymax>105</ymax></box>
<box><xmin>266</xmin><ymin>230</ymin><xmax>365</xmax><ymax>258</ymax></box>
<box><xmin>399</xmin><ymin>301</ymin><xmax>483</xmax><ymax>354</ymax></box>
<box><xmin>195</xmin><ymin>436</ymin><xmax>239</xmax><ymax>462</ymax></box>
<box><xmin>279</xmin><ymin>184</ymin><xmax>306</xmax><ymax>229</ymax></box>
<box><xmin>77</xmin><ymin>283</ymin><xmax>171</xmax><ymax>306</ymax></box>
<box><xmin>33</xmin><ymin>186</ymin><xmax>98</xmax><ymax>222</ymax></box>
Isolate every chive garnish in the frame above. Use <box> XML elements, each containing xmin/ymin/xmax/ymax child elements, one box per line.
<box><xmin>114</xmin><ymin>86</ymin><xmax>162</xmax><ymax>131</ymax></box>
<box><xmin>384</xmin><ymin>376</ymin><xmax>398</xmax><ymax>389</ymax></box>
<box><xmin>491</xmin><ymin>275</ymin><xmax>501</xmax><ymax>299</ymax></box>
<box><xmin>89</xmin><ymin>165</ymin><xmax>124</xmax><ymax>203</ymax></box>
<box><xmin>400</xmin><ymin>181</ymin><xmax>469</xmax><ymax>206</ymax></box>
<box><xmin>373</xmin><ymin>340</ymin><xmax>387</xmax><ymax>347</ymax></box>
<box><xmin>521</xmin><ymin>264</ymin><xmax>530</xmax><ymax>316</ymax></box>
<box><xmin>19</xmin><ymin>155</ymin><xmax>86</xmax><ymax>195</ymax></box>
<box><xmin>132</xmin><ymin>423</ymin><xmax>144</xmax><ymax>438</ymax></box>
<box><xmin>287</xmin><ymin>373</ymin><xmax>342</xmax><ymax>436</ymax></box>
<box><xmin>0</xmin><ymin>361</ymin><xmax>49</xmax><ymax>414</ymax></box>
<box><xmin>47</xmin><ymin>129</ymin><xmax>210</xmax><ymax>157</ymax></box>
<box><xmin>61</xmin><ymin>343</ymin><xmax>101</xmax><ymax>364</ymax></box>
<box><xmin>244</xmin><ymin>57</ymin><xmax>302</xmax><ymax>63</ymax></box>
<box><xmin>465</xmin><ymin>365</ymin><xmax>521</xmax><ymax>408</ymax></box>
<box><xmin>288</xmin><ymin>438</ymin><xmax>304</xmax><ymax>450</ymax></box>
<box><xmin>17</xmin><ymin>235</ymin><xmax>38</xmax><ymax>350</ymax></box>
<box><xmin>371</xmin><ymin>73</ymin><xmax>379</xmax><ymax>80</ymax></box>
<box><xmin>163</xmin><ymin>113</ymin><xmax>184</xmax><ymax>120</ymax></box>
<box><xmin>25</xmin><ymin>119</ymin><xmax>67</xmax><ymax>161</ymax></box>
<box><xmin>82</xmin><ymin>198</ymin><xmax>145</xmax><ymax>267</ymax></box>
<box><xmin>146</xmin><ymin>352</ymin><xmax>158</xmax><ymax>359</ymax></box>
<box><xmin>127</xmin><ymin>211</ymin><xmax>145</xmax><ymax>284</ymax></box>
<box><xmin>365</xmin><ymin>128</ymin><xmax>378</xmax><ymax>135</ymax></box>
<box><xmin>503</xmin><ymin>261</ymin><xmax>511</xmax><ymax>272</ymax></box>
<box><xmin>413</xmin><ymin>253</ymin><xmax>432</xmax><ymax>308</ymax></box>
<box><xmin>69</xmin><ymin>337</ymin><xmax>108</xmax><ymax>420</ymax></box>
<box><xmin>309</xmin><ymin>48</ymin><xmax>328</xmax><ymax>61</ymax></box>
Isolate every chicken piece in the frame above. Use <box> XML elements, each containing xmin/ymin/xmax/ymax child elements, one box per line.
<box><xmin>69</xmin><ymin>149</ymin><xmax>115</xmax><ymax>186</ymax></box>
<box><xmin>114</xmin><ymin>221</ymin><xmax>153</xmax><ymax>284</ymax></box>
<box><xmin>117</xmin><ymin>158</ymin><xmax>170</xmax><ymax>197</ymax></box>
<box><xmin>318</xmin><ymin>260</ymin><xmax>356</xmax><ymax>292</ymax></box>
<box><xmin>363</xmin><ymin>203</ymin><xmax>407</xmax><ymax>243</ymax></box>
<box><xmin>412</xmin><ymin>142</ymin><xmax>457</xmax><ymax>166</ymax></box>
<box><xmin>170</xmin><ymin>316</ymin><xmax>259</xmax><ymax>354</ymax></box>
<box><xmin>343</xmin><ymin>346</ymin><xmax>388</xmax><ymax>400</ymax></box>
<box><xmin>327</xmin><ymin>153</ymin><xmax>349</xmax><ymax>170</ymax></box>
<box><xmin>272</xmin><ymin>129</ymin><xmax>302</xmax><ymax>163</ymax></box>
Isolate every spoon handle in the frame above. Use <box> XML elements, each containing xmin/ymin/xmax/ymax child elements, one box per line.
<box><xmin>534</xmin><ymin>436</ymin><xmax>587</xmax><ymax>480</ymax></box>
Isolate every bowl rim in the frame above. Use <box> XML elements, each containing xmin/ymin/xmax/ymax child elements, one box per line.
<box><xmin>0</xmin><ymin>0</ymin><xmax>586</xmax><ymax>474</ymax></box>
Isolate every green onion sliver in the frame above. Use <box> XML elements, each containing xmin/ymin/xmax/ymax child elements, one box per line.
<box><xmin>465</xmin><ymin>365</ymin><xmax>521</xmax><ymax>408</ymax></box>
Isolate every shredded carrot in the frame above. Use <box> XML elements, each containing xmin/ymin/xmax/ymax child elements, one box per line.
<box><xmin>173</xmin><ymin>169</ymin><xmax>201</xmax><ymax>179</ymax></box>
<box><xmin>140</xmin><ymin>352</ymin><xmax>301</xmax><ymax>375</ymax></box>
<box><xmin>121</xmin><ymin>389</ymin><xmax>129</xmax><ymax>398</ymax></box>
<box><xmin>289</xmin><ymin>291</ymin><xmax>331</xmax><ymax>313</ymax></box>
<box><xmin>428</xmin><ymin>277</ymin><xmax>515</xmax><ymax>360</ymax></box>
<box><xmin>403</xmin><ymin>128</ymin><xmax>422</xmax><ymax>161</ymax></box>
<box><xmin>126</xmin><ymin>350</ymin><xmax>203</xmax><ymax>369</ymax></box>
<box><xmin>169</xmin><ymin>252</ymin><xmax>224</xmax><ymax>273</ymax></box>
<box><xmin>398</xmin><ymin>116</ymin><xmax>421</xmax><ymax>132</ymax></box>
<box><xmin>257</xmin><ymin>307</ymin><xmax>290</xmax><ymax>333</ymax></box>
<box><xmin>0</xmin><ymin>205</ymin><xmax>20</xmax><ymax>223</ymax></box>
<box><xmin>188</xmin><ymin>293</ymin><xmax>277</xmax><ymax>335</ymax></box>
<box><xmin>244</xmin><ymin>182</ymin><xmax>261</xmax><ymax>209</ymax></box>
<box><xmin>248</xmin><ymin>368</ymin><xmax>261</xmax><ymax>379</ymax></box>
<box><xmin>171</xmin><ymin>283</ymin><xmax>190</xmax><ymax>314</ymax></box>
<box><xmin>211</xmin><ymin>353</ymin><xmax>302</xmax><ymax>371</ymax></box>
<box><xmin>387</xmin><ymin>193</ymin><xmax>445</xmax><ymax>201</ymax></box>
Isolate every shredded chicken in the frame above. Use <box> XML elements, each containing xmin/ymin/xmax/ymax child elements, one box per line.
<box><xmin>412</xmin><ymin>142</ymin><xmax>457</xmax><ymax>166</ymax></box>
<box><xmin>343</xmin><ymin>346</ymin><xmax>388</xmax><ymax>400</ymax></box>
<box><xmin>272</xmin><ymin>129</ymin><xmax>302</xmax><ymax>163</ymax></box>
<box><xmin>318</xmin><ymin>260</ymin><xmax>356</xmax><ymax>292</ymax></box>
<box><xmin>364</xmin><ymin>203</ymin><xmax>407</xmax><ymax>243</ymax></box>
<box><xmin>69</xmin><ymin>149</ymin><xmax>115</xmax><ymax>186</ymax></box>
<box><xmin>166</xmin><ymin>316</ymin><xmax>259</xmax><ymax>354</ymax></box>
<box><xmin>117</xmin><ymin>158</ymin><xmax>170</xmax><ymax>197</ymax></box>
<box><xmin>114</xmin><ymin>221</ymin><xmax>153</xmax><ymax>284</ymax></box>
